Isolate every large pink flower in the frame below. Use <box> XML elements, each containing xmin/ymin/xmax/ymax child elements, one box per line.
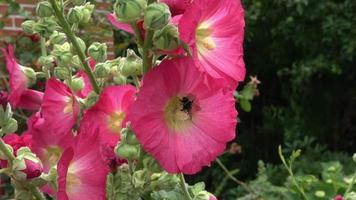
<box><xmin>57</xmin><ymin>132</ymin><xmax>109</xmax><ymax>200</ymax></box>
<box><xmin>41</xmin><ymin>78</ymin><xmax>80</xmax><ymax>135</ymax></box>
<box><xmin>127</xmin><ymin>58</ymin><xmax>237</xmax><ymax>174</ymax></box>
<box><xmin>80</xmin><ymin>85</ymin><xmax>136</xmax><ymax>146</ymax></box>
<box><xmin>161</xmin><ymin>0</ymin><xmax>194</xmax><ymax>15</ymax></box>
<box><xmin>179</xmin><ymin>0</ymin><xmax>245</xmax><ymax>88</ymax></box>
<box><xmin>1</xmin><ymin>45</ymin><xmax>43</xmax><ymax>110</ymax></box>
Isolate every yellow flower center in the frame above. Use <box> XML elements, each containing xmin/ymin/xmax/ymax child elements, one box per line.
<box><xmin>108</xmin><ymin>111</ymin><xmax>125</xmax><ymax>134</ymax></box>
<box><xmin>164</xmin><ymin>96</ymin><xmax>194</xmax><ymax>131</ymax></box>
<box><xmin>63</xmin><ymin>97</ymin><xmax>73</xmax><ymax>114</ymax></box>
<box><xmin>196</xmin><ymin>21</ymin><xmax>216</xmax><ymax>55</ymax></box>
<box><xmin>66</xmin><ymin>164</ymin><xmax>81</xmax><ymax>195</ymax></box>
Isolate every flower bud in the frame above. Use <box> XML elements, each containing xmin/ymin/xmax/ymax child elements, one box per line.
<box><xmin>20</xmin><ymin>66</ymin><xmax>36</xmax><ymax>86</ymax></box>
<box><xmin>49</xmin><ymin>31</ymin><xmax>66</xmax><ymax>45</ymax></box>
<box><xmin>71</xmin><ymin>37</ymin><xmax>86</xmax><ymax>54</ymax></box>
<box><xmin>121</xmin><ymin>127</ymin><xmax>139</xmax><ymax>145</ymax></box>
<box><xmin>144</xmin><ymin>3</ymin><xmax>171</xmax><ymax>30</ymax></box>
<box><xmin>153</xmin><ymin>24</ymin><xmax>180</xmax><ymax>51</ymax></box>
<box><xmin>115</xmin><ymin>143</ymin><xmax>139</xmax><ymax>160</ymax></box>
<box><xmin>68</xmin><ymin>77</ymin><xmax>84</xmax><ymax>92</ymax></box>
<box><xmin>54</xmin><ymin>67</ymin><xmax>72</xmax><ymax>80</ymax></box>
<box><xmin>84</xmin><ymin>92</ymin><xmax>99</xmax><ymax>108</ymax></box>
<box><xmin>113</xmin><ymin>74</ymin><xmax>127</xmax><ymax>85</ymax></box>
<box><xmin>33</xmin><ymin>18</ymin><xmax>57</xmax><ymax>38</ymax></box>
<box><xmin>132</xmin><ymin>170</ymin><xmax>148</xmax><ymax>189</ymax></box>
<box><xmin>143</xmin><ymin>155</ymin><xmax>161</xmax><ymax>173</ymax></box>
<box><xmin>39</xmin><ymin>55</ymin><xmax>55</xmax><ymax>68</ymax></box>
<box><xmin>67</xmin><ymin>7</ymin><xmax>83</xmax><ymax>24</ymax></box>
<box><xmin>36</xmin><ymin>1</ymin><xmax>53</xmax><ymax>18</ymax></box>
<box><xmin>195</xmin><ymin>191</ymin><xmax>211</xmax><ymax>200</ymax></box>
<box><xmin>21</xmin><ymin>20</ymin><xmax>36</xmax><ymax>34</ymax></box>
<box><xmin>2</xmin><ymin>118</ymin><xmax>18</xmax><ymax>134</ymax></box>
<box><xmin>94</xmin><ymin>63</ymin><xmax>110</xmax><ymax>78</ymax></box>
<box><xmin>115</xmin><ymin>0</ymin><xmax>146</xmax><ymax>23</ymax></box>
<box><xmin>13</xmin><ymin>147</ymin><xmax>43</xmax><ymax>180</ymax></box>
<box><xmin>120</xmin><ymin>49</ymin><xmax>142</xmax><ymax>76</ymax></box>
<box><xmin>88</xmin><ymin>42</ymin><xmax>107</xmax><ymax>62</ymax></box>
<box><xmin>82</xmin><ymin>4</ymin><xmax>94</xmax><ymax>23</ymax></box>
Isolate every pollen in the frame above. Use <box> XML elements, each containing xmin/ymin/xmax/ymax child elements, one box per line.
<box><xmin>108</xmin><ymin>111</ymin><xmax>125</xmax><ymax>134</ymax></box>
<box><xmin>63</xmin><ymin>97</ymin><xmax>73</xmax><ymax>114</ymax></box>
<box><xmin>196</xmin><ymin>21</ymin><xmax>216</xmax><ymax>54</ymax></box>
<box><xmin>164</xmin><ymin>96</ymin><xmax>194</xmax><ymax>131</ymax></box>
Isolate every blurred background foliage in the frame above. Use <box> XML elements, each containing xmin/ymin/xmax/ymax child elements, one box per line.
<box><xmin>1</xmin><ymin>0</ymin><xmax>356</xmax><ymax>199</ymax></box>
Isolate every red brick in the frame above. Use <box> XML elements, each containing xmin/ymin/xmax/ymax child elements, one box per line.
<box><xmin>0</xmin><ymin>4</ymin><xmax>8</xmax><ymax>14</ymax></box>
<box><xmin>95</xmin><ymin>2</ymin><xmax>111</xmax><ymax>10</ymax></box>
<box><xmin>14</xmin><ymin>17</ymin><xmax>25</xmax><ymax>27</ymax></box>
<box><xmin>0</xmin><ymin>29</ymin><xmax>24</xmax><ymax>37</ymax></box>
<box><xmin>0</xmin><ymin>18</ymin><xmax>12</xmax><ymax>27</ymax></box>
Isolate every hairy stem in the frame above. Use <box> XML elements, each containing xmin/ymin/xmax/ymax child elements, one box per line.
<box><xmin>49</xmin><ymin>0</ymin><xmax>100</xmax><ymax>94</ymax></box>
<box><xmin>142</xmin><ymin>30</ymin><xmax>154</xmax><ymax>74</ymax></box>
<box><xmin>179</xmin><ymin>173</ymin><xmax>193</xmax><ymax>200</ymax></box>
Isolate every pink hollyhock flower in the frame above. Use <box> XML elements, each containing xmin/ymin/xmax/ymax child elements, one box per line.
<box><xmin>1</xmin><ymin>45</ymin><xmax>43</xmax><ymax>110</ymax></box>
<box><xmin>210</xmin><ymin>194</ymin><xmax>217</xmax><ymax>200</ymax></box>
<box><xmin>127</xmin><ymin>58</ymin><xmax>237</xmax><ymax>174</ymax></box>
<box><xmin>80</xmin><ymin>85</ymin><xmax>136</xmax><ymax>146</ymax></box>
<box><xmin>0</xmin><ymin>133</ymin><xmax>32</xmax><ymax>168</ymax></box>
<box><xmin>21</xmin><ymin>158</ymin><xmax>43</xmax><ymax>180</ymax></box>
<box><xmin>0</xmin><ymin>91</ymin><xmax>8</xmax><ymax>109</ymax></box>
<box><xmin>161</xmin><ymin>0</ymin><xmax>194</xmax><ymax>15</ymax></box>
<box><xmin>334</xmin><ymin>195</ymin><xmax>343</xmax><ymax>200</ymax></box>
<box><xmin>179</xmin><ymin>0</ymin><xmax>245</xmax><ymax>88</ymax></box>
<box><xmin>107</xmin><ymin>13</ymin><xmax>134</xmax><ymax>34</ymax></box>
<box><xmin>57</xmin><ymin>133</ymin><xmax>109</xmax><ymax>200</ymax></box>
<box><xmin>41</xmin><ymin>78</ymin><xmax>80</xmax><ymax>135</ymax></box>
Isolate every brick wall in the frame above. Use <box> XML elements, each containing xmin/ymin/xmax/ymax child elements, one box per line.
<box><xmin>0</xmin><ymin>0</ymin><xmax>115</xmax><ymax>59</ymax></box>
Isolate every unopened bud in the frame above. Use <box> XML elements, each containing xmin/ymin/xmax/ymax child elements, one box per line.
<box><xmin>54</xmin><ymin>67</ymin><xmax>72</xmax><ymax>80</ymax></box>
<box><xmin>39</xmin><ymin>55</ymin><xmax>55</xmax><ymax>68</ymax></box>
<box><xmin>71</xmin><ymin>55</ymin><xmax>82</xmax><ymax>69</ymax></box>
<box><xmin>121</xmin><ymin>127</ymin><xmax>139</xmax><ymax>145</ymax></box>
<box><xmin>13</xmin><ymin>147</ymin><xmax>43</xmax><ymax>180</ymax></box>
<box><xmin>68</xmin><ymin>77</ymin><xmax>84</xmax><ymax>92</ymax></box>
<box><xmin>153</xmin><ymin>24</ymin><xmax>180</xmax><ymax>51</ymax></box>
<box><xmin>113</xmin><ymin>74</ymin><xmax>127</xmax><ymax>85</ymax></box>
<box><xmin>94</xmin><ymin>63</ymin><xmax>110</xmax><ymax>78</ymax></box>
<box><xmin>144</xmin><ymin>3</ymin><xmax>171</xmax><ymax>30</ymax></box>
<box><xmin>82</xmin><ymin>3</ymin><xmax>94</xmax><ymax>23</ymax></box>
<box><xmin>120</xmin><ymin>50</ymin><xmax>142</xmax><ymax>76</ymax></box>
<box><xmin>195</xmin><ymin>191</ymin><xmax>211</xmax><ymax>200</ymax></box>
<box><xmin>36</xmin><ymin>1</ymin><xmax>53</xmax><ymax>17</ymax></box>
<box><xmin>115</xmin><ymin>0</ymin><xmax>146</xmax><ymax>22</ymax></box>
<box><xmin>21</xmin><ymin>20</ymin><xmax>36</xmax><ymax>34</ymax></box>
<box><xmin>20</xmin><ymin>66</ymin><xmax>36</xmax><ymax>86</ymax></box>
<box><xmin>71</xmin><ymin>37</ymin><xmax>86</xmax><ymax>54</ymax></box>
<box><xmin>84</xmin><ymin>92</ymin><xmax>99</xmax><ymax>108</ymax></box>
<box><xmin>49</xmin><ymin>31</ymin><xmax>66</xmax><ymax>45</ymax></box>
<box><xmin>67</xmin><ymin>7</ymin><xmax>83</xmax><ymax>24</ymax></box>
<box><xmin>115</xmin><ymin>143</ymin><xmax>139</xmax><ymax>160</ymax></box>
<box><xmin>33</xmin><ymin>18</ymin><xmax>57</xmax><ymax>38</ymax></box>
<box><xmin>132</xmin><ymin>170</ymin><xmax>148</xmax><ymax>189</ymax></box>
<box><xmin>88</xmin><ymin>42</ymin><xmax>107</xmax><ymax>62</ymax></box>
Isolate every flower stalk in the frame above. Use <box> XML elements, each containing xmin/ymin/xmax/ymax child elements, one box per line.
<box><xmin>179</xmin><ymin>173</ymin><xmax>193</xmax><ymax>200</ymax></box>
<box><xmin>48</xmin><ymin>0</ymin><xmax>100</xmax><ymax>94</ymax></box>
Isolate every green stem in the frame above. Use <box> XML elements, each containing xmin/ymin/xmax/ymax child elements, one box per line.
<box><xmin>214</xmin><ymin>168</ymin><xmax>239</xmax><ymax>196</ymax></box>
<box><xmin>216</xmin><ymin>158</ymin><xmax>255</xmax><ymax>194</ymax></box>
<box><xmin>0</xmin><ymin>138</ymin><xmax>15</xmax><ymax>165</ymax></box>
<box><xmin>142</xmin><ymin>30</ymin><xmax>154</xmax><ymax>74</ymax></box>
<box><xmin>179</xmin><ymin>173</ymin><xmax>193</xmax><ymax>200</ymax></box>
<box><xmin>28</xmin><ymin>185</ymin><xmax>46</xmax><ymax>200</ymax></box>
<box><xmin>49</xmin><ymin>0</ymin><xmax>100</xmax><ymax>94</ymax></box>
<box><xmin>130</xmin><ymin>22</ymin><xmax>143</xmax><ymax>46</ymax></box>
<box><xmin>345</xmin><ymin>172</ymin><xmax>356</xmax><ymax>196</ymax></box>
<box><xmin>40</xmin><ymin>37</ymin><xmax>51</xmax><ymax>79</ymax></box>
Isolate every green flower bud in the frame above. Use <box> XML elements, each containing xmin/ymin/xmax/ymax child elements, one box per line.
<box><xmin>2</xmin><ymin>118</ymin><xmax>18</xmax><ymax>134</ymax></box>
<box><xmin>88</xmin><ymin>42</ymin><xmax>107</xmax><ymax>62</ymax></box>
<box><xmin>54</xmin><ymin>67</ymin><xmax>72</xmax><ymax>80</ymax></box>
<box><xmin>314</xmin><ymin>190</ymin><xmax>325</xmax><ymax>198</ymax></box>
<box><xmin>0</xmin><ymin>144</ymin><xmax>13</xmax><ymax>160</ymax></box>
<box><xmin>115</xmin><ymin>143</ymin><xmax>139</xmax><ymax>160</ymax></box>
<box><xmin>153</xmin><ymin>24</ymin><xmax>180</xmax><ymax>51</ymax></box>
<box><xmin>195</xmin><ymin>191</ymin><xmax>211</xmax><ymax>200</ymax></box>
<box><xmin>21</xmin><ymin>20</ymin><xmax>36</xmax><ymax>34</ymax></box>
<box><xmin>143</xmin><ymin>155</ymin><xmax>161</xmax><ymax>173</ymax></box>
<box><xmin>39</xmin><ymin>55</ymin><xmax>55</xmax><ymax>68</ymax></box>
<box><xmin>84</xmin><ymin>92</ymin><xmax>99</xmax><ymax>108</ymax></box>
<box><xmin>93</xmin><ymin>63</ymin><xmax>110</xmax><ymax>78</ymax></box>
<box><xmin>33</xmin><ymin>18</ymin><xmax>57</xmax><ymax>38</ymax></box>
<box><xmin>113</xmin><ymin>74</ymin><xmax>127</xmax><ymax>85</ymax></box>
<box><xmin>144</xmin><ymin>3</ymin><xmax>171</xmax><ymax>30</ymax></box>
<box><xmin>353</xmin><ymin>153</ymin><xmax>356</xmax><ymax>163</ymax></box>
<box><xmin>71</xmin><ymin>37</ymin><xmax>86</xmax><ymax>54</ymax></box>
<box><xmin>120</xmin><ymin>49</ymin><xmax>142</xmax><ymax>76</ymax></box>
<box><xmin>49</xmin><ymin>31</ymin><xmax>66</xmax><ymax>45</ymax></box>
<box><xmin>82</xmin><ymin>3</ymin><xmax>94</xmax><ymax>23</ymax></box>
<box><xmin>115</xmin><ymin>0</ymin><xmax>146</xmax><ymax>23</ymax></box>
<box><xmin>132</xmin><ymin>170</ymin><xmax>148</xmax><ymax>189</ymax></box>
<box><xmin>121</xmin><ymin>127</ymin><xmax>139</xmax><ymax>145</ymax></box>
<box><xmin>20</xmin><ymin>66</ymin><xmax>36</xmax><ymax>86</ymax></box>
<box><xmin>52</xmin><ymin>43</ymin><xmax>73</xmax><ymax>65</ymax></box>
<box><xmin>150</xmin><ymin>172</ymin><xmax>180</xmax><ymax>191</ymax></box>
<box><xmin>68</xmin><ymin>7</ymin><xmax>83</xmax><ymax>24</ymax></box>
<box><xmin>68</xmin><ymin>77</ymin><xmax>84</xmax><ymax>92</ymax></box>
<box><xmin>70</xmin><ymin>0</ymin><xmax>86</xmax><ymax>6</ymax></box>
<box><xmin>71</xmin><ymin>55</ymin><xmax>82</xmax><ymax>69</ymax></box>
<box><xmin>36</xmin><ymin>1</ymin><xmax>53</xmax><ymax>18</ymax></box>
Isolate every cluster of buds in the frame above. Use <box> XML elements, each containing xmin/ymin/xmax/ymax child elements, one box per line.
<box><xmin>0</xmin><ymin>104</ymin><xmax>18</xmax><ymax>135</ymax></box>
<box><xmin>12</xmin><ymin>147</ymin><xmax>43</xmax><ymax>181</ymax></box>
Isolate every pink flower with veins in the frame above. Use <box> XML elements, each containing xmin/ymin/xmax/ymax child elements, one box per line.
<box><xmin>80</xmin><ymin>85</ymin><xmax>136</xmax><ymax>146</ymax></box>
<box><xmin>161</xmin><ymin>0</ymin><xmax>194</xmax><ymax>15</ymax></box>
<box><xmin>1</xmin><ymin>45</ymin><xmax>43</xmax><ymax>110</ymax></box>
<box><xmin>127</xmin><ymin>57</ymin><xmax>237</xmax><ymax>174</ymax></box>
<box><xmin>41</xmin><ymin>78</ymin><xmax>80</xmax><ymax>135</ymax></box>
<box><xmin>57</xmin><ymin>132</ymin><xmax>109</xmax><ymax>200</ymax></box>
<box><xmin>179</xmin><ymin>0</ymin><xmax>245</xmax><ymax>89</ymax></box>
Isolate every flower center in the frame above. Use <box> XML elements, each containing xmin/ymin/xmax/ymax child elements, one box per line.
<box><xmin>196</xmin><ymin>21</ymin><xmax>216</xmax><ymax>55</ymax></box>
<box><xmin>164</xmin><ymin>96</ymin><xmax>194</xmax><ymax>131</ymax></box>
<box><xmin>44</xmin><ymin>146</ymin><xmax>63</xmax><ymax>167</ymax></box>
<box><xmin>63</xmin><ymin>97</ymin><xmax>73</xmax><ymax>114</ymax></box>
<box><xmin>66</xmin><ymin>164</ymin><xmax>81</xmax><ymax>195</ymax></box>
<box><xmin>108</xmin><ymin>111</ymin><xmax>125</xmax><ymax>134</ymax></box>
